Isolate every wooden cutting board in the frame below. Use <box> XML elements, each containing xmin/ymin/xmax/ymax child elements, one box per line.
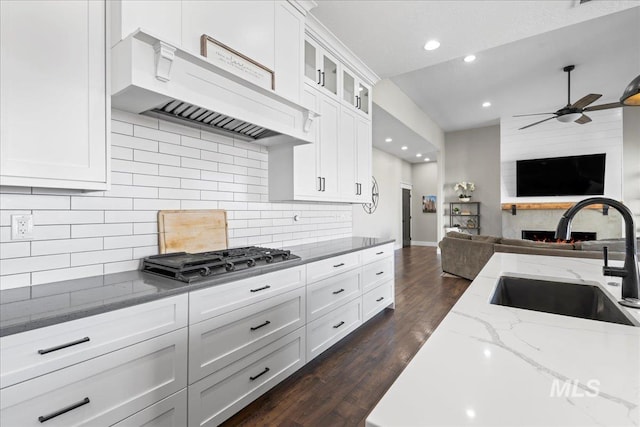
<box><xmin>158</xmin><ymin>210</ymin><xmax>228</xmax><ymax>254</ymax></box>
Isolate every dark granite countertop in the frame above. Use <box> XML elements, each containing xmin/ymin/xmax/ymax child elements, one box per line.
<box><xmin>0</xmin><ymin>237</ymin><xmax>394</xmax><ymax>337</ymax></box>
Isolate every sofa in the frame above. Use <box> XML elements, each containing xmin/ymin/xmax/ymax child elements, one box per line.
<box><xmin>439</xmin><ymin>231</ymin><xmax>634</xmax><ymax>280</ymax></box>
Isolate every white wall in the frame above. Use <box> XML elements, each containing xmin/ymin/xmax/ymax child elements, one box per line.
<box><xmin>501</xmin><ymin>108</ymin><xmax>623</xmax><ymax>203</ymax></box>
<box><xmin>623</xmin><ymin>107</ymin><xmax>640</xmax><ymax>235</ymax></box>
<box><xmin>0</xmin><ymin>109</ymin><xmax>353</xmax><ymax>290</ymax></box>
<box><xmin>353</xmin><ymin>148</ymin><xmax>411</xmax><ymax>249</ymax></box>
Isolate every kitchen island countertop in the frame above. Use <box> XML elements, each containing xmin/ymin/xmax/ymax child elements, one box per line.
<box><xmin>367</xmin><ymin>252</ymin><xmax>640</xmax><ymax>426</ymax></box>
<box><xmin>0</xmin><ymin>236</ymin><xmax>393</xmax><ymax>337</ymax></box>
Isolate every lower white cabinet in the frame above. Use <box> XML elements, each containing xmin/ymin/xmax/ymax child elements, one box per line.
<box><xmin>112</xmin><ymin>389</ymin><xmax>187</xmax><ymax>427</ymax></box>
<box><xmin>306</xmin><ymin>297</ymin><xmax>362</xmax><ymax>361</ymax></box>
<box><xmin>363</xmin><ymin>280</ymin><xmax>394</xmax><ymax>323</ymax></box>
<box><xmin>0</xmin><ymin>328</ymin><xmax>188</xmax><ymax>427</ymax></box>
<box><xmin>307</xmin><ymin>268</ymin><xmax>361</xmax><ymax>322</ymax></box>
<box><xmin>188</xmin><ymin>328</ymin><xmax>306</xmax><ymax>427</ymax></box>
<box><xmin>188</xmin><ymin>287</ymin><xmax>305</xmax><ymax>384</ymax></box>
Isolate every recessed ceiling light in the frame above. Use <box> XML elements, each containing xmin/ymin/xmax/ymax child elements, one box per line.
<box><xmin>416</xmin><ymin>153</ymin><xmax>422</xmax><ymax>157</ymax></box>
<box><xmin>423</xmin><ymin>40</ymin><xmax>440</xmax><ymax>51</ymax></box>
<box><xmin>385</xmin><ymin>137</ymin><xmax>392</xmax><ymax>142</ymax></box>
<box><xmin>401</xmin><ymin>146</ymin><xmax>408</xmax><ymax>150</ymax></box>
<box><xmin>482</xmin><ymin>101</ymin><xmax>491</xmax><ymax>108</ymax></box>
<box><xmin>424</xmin><ymin>157</ymin><xmax>430</xmax><ymax>161</ymax></box>
<box><xmin>464</xmin><ymin>55</ymin><xmax>476</xmax><ymax>63</ymax></box>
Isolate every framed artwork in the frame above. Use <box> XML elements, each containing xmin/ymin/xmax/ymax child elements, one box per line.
<box><xmin>422</xmin><ymin>195</ymin><xmax>436</xmax><ymax>213</ymax></box>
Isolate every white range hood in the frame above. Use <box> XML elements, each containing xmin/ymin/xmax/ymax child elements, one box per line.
<box><xmin>111</xmin><ymin>30</ymin><xmax>316</xmax><ymax>145</ymax></box>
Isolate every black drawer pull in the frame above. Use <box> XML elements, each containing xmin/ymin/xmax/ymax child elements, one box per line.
<box><xmin>376</xmin><ymin>297</ymin><xmax>385</xmax><ymax>302</ymax></box>
<box><xmin>250</xmin><ymin>320</ymin><xmax>271</xmax><ymax>331</ymax></box>
<box><xmin>333</xmin><ymin>263</ymin><xmax>345</xmax><ymax>268</ymax></box>
<box><xmin>376</xmin><ymin>271</ymin><xmax>384</xmax><ymax>276</ymax></box>
<box><xmin>38</xmin><ymin>397</ymin><xmax>90</xmax><ymax>423</ymax></box>
<box><xmin>332</xmin><ymin>288</ymin><xmax>345</xmax><ymax>295</ymax></box>
<box><xmin>376</xmin><ymin>251</ymin><xmax>384</xmax><ymax>255</ymax></box>
<box><xmin>38</xmin><ymin>337</ymin><xmax>90</xmax><ymax>355</ymax></box>
<box><xmin>250</xmin><ymin>367</ymin><xmax>270</xmax><ymax>381</ymax></box>
<box><xmin>333</xmin><ymin>321</ymin><xmax>345</xmax><ymax>329</ymax></box>
<box><xmin>250</xmin><ymin>285</ymin><xmax>271</xmax><ymax>293</ymax></box>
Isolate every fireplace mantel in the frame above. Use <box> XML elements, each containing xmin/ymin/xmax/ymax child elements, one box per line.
<box><xmin>501</xmin><ymin>202</ymin><xmax>606</xmax><ymax>211</ymax></box>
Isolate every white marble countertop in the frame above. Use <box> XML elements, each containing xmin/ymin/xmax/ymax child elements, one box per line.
<box><xmin>367</xmin><ymin>253</ymin><xmax>640</xmax><ymax>427</ymax></box>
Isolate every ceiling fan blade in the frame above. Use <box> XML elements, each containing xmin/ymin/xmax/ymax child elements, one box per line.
<box><xmin>574</xmin><ymin>114</ymin><xmax>592</xmax><ymax>124</ymax></box>
<box><xmin>513</xmin><ymin>113</ymin><xmax>555</xmax><ymax>117</ymax></box>
<box><xmin>570</xmin><ymin>93</ymin><xmax>602</xmax><ymax>109</ymax></box>
<box><xmin>518</xmin><ymin>116</ymin><xmax>557</xmax><ymax>130</ymax></box>
<box><xmin>584</xmin><ymin>102</ymin><xmax>622</xmax><ymax>112</ymax></box>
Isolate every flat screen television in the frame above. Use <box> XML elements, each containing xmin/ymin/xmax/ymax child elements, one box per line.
<box><xmin>516</xmin><ymin>153</ymin><xmax>606</xmax><ymax>197</ymax></box>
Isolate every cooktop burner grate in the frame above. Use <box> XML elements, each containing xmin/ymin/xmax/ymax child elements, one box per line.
<box><xmin>142</xmin><ymin>246</ymin><xmax>297</xmax><ymax>283</ymax></box>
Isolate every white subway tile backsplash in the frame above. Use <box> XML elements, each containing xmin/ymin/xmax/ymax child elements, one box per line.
<box><xmin>0</xmin><ymin>273</ymin><xmax>31</xmax><ymax>290</ymax></box>
<box><xmin>1</xmin><ymin>242</ymin><xmax>30</xmax><ymax>259</ymax></box>
<box><xmin>103</xmin><ymin>234</ymin><xmax>158</xmax><ymax>250</ymax></box>
<box><xmin>112</xmin><ymin>133</ymin><xmax>159</xmax><ymax>152</ymax></box>
<box><xmin>32</xmin><ymin>238</ymin><xmax>103</xmax><ymax>256</ymax></box>
<box><xmin>1</xmin><ymin>194</ymin><xmax>70</xmax><ymax>210</ymax></box>
<box><xmin>32</xmin><ymin>265</ymin><xmax>104</xmax><ymax>286</ymax></box>
<box><xmin>72</xmin><ymin>223</ymin><xmax>133</xmax><ymax>238</ymax></box>
<box><xmin>71</xmin><ymin>248</ymin><xmax>133</xmax><ymax>267</ymax></box>
<box><xmin>1</xmin><ymin>254</ymin><xmax>69</xmax><ymax>275</ymax></box>
<box><xmin>71</xmin><ymin>197</ymin><xmax>133</xmax><ymax>211</ymax></box>
<box><xmin>134</xmin><ymin>125</ymin><xmax>181</xmax><ymax>145</ymax></box>
<box><xmin>0</xmin><ymin>110</ymin><xmax>353</xmax><ymax>288</ymax></box>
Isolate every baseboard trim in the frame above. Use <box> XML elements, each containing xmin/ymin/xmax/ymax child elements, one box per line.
<box><xmin>411</xmin><ymin>241</ymin><xmax>438</xmax><ymax>247</ymax></box>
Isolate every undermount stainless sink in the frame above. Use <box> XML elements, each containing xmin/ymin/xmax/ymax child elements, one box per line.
<box><xmin>490</xmin><ymin>276</ymin><xmax>636</xmax><ymax>326</ymax></box>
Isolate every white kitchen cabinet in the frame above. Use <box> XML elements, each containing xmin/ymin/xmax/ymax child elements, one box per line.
<box><xmin>0</xmin><ymin>294</ymin><xmax>188</xmax><ymax>389</ymax></box>
<box><xmin>355</xmin><ymin>116</ymin><xmax>373</xmax><ymax>202</ymax></box>
<box><xmin>111</xmin><ymin>389</ymin><xmax>187</xmax><ymax>427</ymax></box>
<box><xmin>268</xmin><ymin>85</ymin><xmax>341</xmax><ymax>201</ymax></box>
<box><xmin>342</xmin><ymin>67</ymin><xmax>372</xmax><ymax>118</ymax></box>
<box><xmin>304</xmin><ymin>38</ymin><xmax>339</xmax><ymax>97</ymax></box>
<box><xmin>188</xmin><ymin>287</ymin><xmax>305</xmax><ymax>384</ymax></box>
<box><xmin>363</xmin><ymin>280</ymin><xmax>394</xmax><ymax>323</ymax></box>
<box><xmin>306</xmin><ymin>250</ymin><xmax>361</xmax><ymax>284</ymax></box>
<box><xmin>110</xmin><ymin>0</ymin><xmax>182</xmax><ymax>47</ymax></box>
<box><xmin>0</xmin><ymin>0</ymin><xmax>109</xmax><ymax>190</ymax></box>
<box><xmin>339</xmin><ymin>107</ymin><xmax>372</xmax><ymax>202</ymax></box>
<box><xmin>306</xmin><ymin>296</ymin><xmax>362</xmax><ymax>362</ymax></box>
<box><xmin>188</xmin><ymin>329</ymin><xmax>305</xmax><ymax>427</ymax></box>
<box><xmin>307</xmin><ymin>269</ymin><xmax>361</xmax><ymax>322</ymax></box>
<box><xmin>0</xmin><ymin>328</ymin><xmax>188</xmax><ymax>427</ymax></box>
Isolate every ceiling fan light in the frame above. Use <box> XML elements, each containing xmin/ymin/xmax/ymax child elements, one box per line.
<box><xmin>556</xmin><ymin>112</ymin><xmax>582</xmax><ymax>123</ymax></box>
<box><xmin>620</xmin><ymin>74</ymin><xmax>640</xmax><ymax>106</ymax></box>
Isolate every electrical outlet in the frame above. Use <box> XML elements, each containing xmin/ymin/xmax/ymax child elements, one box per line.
<box><xmin>293</xmin><ymin>212</ymin><xmax>301</xmax><ymax>222</ymax></box>
<box><xmin>11</xmin><ymin>214</ymin><xmax>34</xmax><ymax>240</ymax></box>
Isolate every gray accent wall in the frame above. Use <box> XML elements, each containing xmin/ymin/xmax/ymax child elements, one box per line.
<box><xmin>411</xmin><ymin>162</ymin><xmax>438</xmax><ymax>243</ymax></box>
<box><xmin>444</xmin><ymin>125</ymin><xmax>502</xmax><ymax>236</ymax></box>
<box><xmin>623</xmin><ymin>107</ymin><xmax>640</xmax><ymax>235</ymax></box>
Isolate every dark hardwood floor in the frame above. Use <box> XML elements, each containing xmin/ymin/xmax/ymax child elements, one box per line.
<box><xmin>222</xmin><ymin>246</ymin><xmax>471</xmax><ymax>427</ymax></box>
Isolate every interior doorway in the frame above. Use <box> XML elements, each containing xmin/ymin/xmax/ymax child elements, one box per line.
<box><xmin>402</xmin><ymin>188</ymin><xmax>411</xmax><ymax>247</ymax></box>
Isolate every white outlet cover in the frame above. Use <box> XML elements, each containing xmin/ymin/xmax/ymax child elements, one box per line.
<box><xmin>11</xmin><ymin>214</ymin><xmax>34</xmax><ymax>240</ymax></box>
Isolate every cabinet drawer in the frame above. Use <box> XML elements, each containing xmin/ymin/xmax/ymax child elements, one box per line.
<box><xmin>362</xmin><ymin>257</ymin><xmax>394</xmax><ymax>293</ymax></box>
<box><xmin>188</xmin><ymin>328</ymin><xmax>305</xmax><ymax>427</ymax></box>
<box><xmin>190</xmin><ymin>265</ymin><xmax>304</xmax><ymax>324</ymax></box>
<box><xmin>306</xmin><ymin>297</ymin><xmax>362</xmax><ymax>362</ymax></box>
<box><xmin>0</xmin><ymin>328</ymin><xmax>188</xmax><ymax>427</ymax></box>
<box><xmin>361</xmin><ymin>243</ymin><xmax>394</xmax><ymax>265</ymax></box>
<box><xmin>189</xmin><ymin>287</ymin><xmax>305</xmax><ymax>384</ymax></box>
<box><xmin>113</xmin><ymin>389</ymin><xmax>187</xmax><ymax>427</ymax></box>
<box><xmin>0</xmin><ymin>294</ymin><xmax>188</xmax><ymax>388</ymax></box>
<box><xmin>307</xmin><ymin>268</ymin><xmax>361</xmax><ymax>322</ymax></box>
<box><xmin>306</xmin><ymin>251</ymin><xmax>360</xmax><ymax>284</ymax></box>
<box><xmin>363</xmin><ymin>280</ymin><xmax>394</xmax><ymax>323</ymax></box>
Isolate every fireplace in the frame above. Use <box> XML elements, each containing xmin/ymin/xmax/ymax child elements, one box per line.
<box><xmin>521</xmin><ymin>230</ymin><xmax>597</xmax><ymax>242</ymax></box>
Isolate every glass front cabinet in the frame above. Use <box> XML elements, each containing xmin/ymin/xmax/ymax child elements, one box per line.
<box><xmin>304</xmin><ymin>38</ymin><xmax>338</xmax><ymax>96</ymax></box>
<box><xmin>342</xmin><ymin>67</ymin><xmax>371</xmax><ymax>117</ymax></box>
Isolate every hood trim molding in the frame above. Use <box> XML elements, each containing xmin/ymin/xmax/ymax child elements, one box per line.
<box><xmin>111</xmin><ymin>30</ymin><xmax>316</xmax><ymax>145</ymax></box>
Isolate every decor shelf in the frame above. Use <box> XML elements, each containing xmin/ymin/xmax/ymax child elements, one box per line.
<box><xmin>449</xmin><ymin>202</ymin><xmax>481</xmax><ymax>235</ymax></box>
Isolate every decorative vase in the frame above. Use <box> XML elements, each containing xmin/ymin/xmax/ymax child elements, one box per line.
<box><xmin>459</xmin><ymin>197</ymin><xmax>471</xmax><ymax>202</ymax></box>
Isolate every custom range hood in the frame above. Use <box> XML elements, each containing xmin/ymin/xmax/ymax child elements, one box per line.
<box><xmin>111</xmin><ymin>30</ymin><xmax>316</xmax><ymax>145</ymax></box>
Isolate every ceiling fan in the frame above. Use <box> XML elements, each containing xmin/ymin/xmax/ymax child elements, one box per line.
<box><xmin>515</xmin><ymin>65</ymin><xmax>622</xmax><ymax>130</ymax></box>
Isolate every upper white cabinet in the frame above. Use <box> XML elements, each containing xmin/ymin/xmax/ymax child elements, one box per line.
<box><xmin>342</xmin><ymin>67</ymin><xmax>371</xmax><ymax>118</ymax></box>
<box><xmin>111</xmin><ymin>0</ymin><xmax>305</xmax><ymax>103</ymax></box>
<box><xmin>304</xmin><ymin>38</ymin><xmax>339</xmax><ymax>97</ymax></box>
<box><xmin>0</xmin><ymin>0</ymin><xmax>109</xmax><ymax>190</ymax></box>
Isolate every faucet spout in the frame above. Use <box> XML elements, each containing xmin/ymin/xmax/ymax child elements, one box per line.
<box><xmin>555</xmin><ymin>197</ymin><xmax>640</xmax><ymax>308</ymax></box>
